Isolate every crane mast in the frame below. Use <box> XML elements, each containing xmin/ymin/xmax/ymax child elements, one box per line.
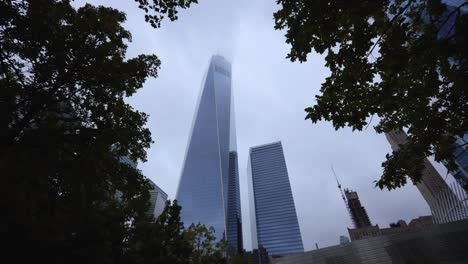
<box><xmin>331</xmin><ymin>165</ymin><xmax>354</xmax><ymax>228</ymax></box>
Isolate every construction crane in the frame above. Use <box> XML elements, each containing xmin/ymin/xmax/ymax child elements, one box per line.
<box><xmin>331</xmin><ymin>164</ymin><xmax>354</xmax><ymax>227</ymax></box>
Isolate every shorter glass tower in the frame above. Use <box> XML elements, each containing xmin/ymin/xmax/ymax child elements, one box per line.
<box><xmin>248</xmin><ymin>142</ymin><xmax>304</xmax><ymax>256</ymax></box>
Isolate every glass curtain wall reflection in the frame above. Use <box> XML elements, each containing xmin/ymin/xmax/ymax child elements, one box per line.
<box><xmin>176</xmin><ymin>55</ymin><xmax>243</xmax><ymax>252</ymax></box>
<box><xmin>450</xmin><ymin>134</ymin><xmax>468</xmax><ymax>190</ymax></box>
<box><xmin>248</xmin><ymin>142</ymin><xmax>304</xmax><ymax>256</ymax></box>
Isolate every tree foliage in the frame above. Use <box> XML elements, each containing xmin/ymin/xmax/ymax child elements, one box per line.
<box><xmin>274</xmin><ymin>0</ymin><xmax>468</xmax><ymax>189</ymax></box>
<box><xmin>134</xmin><ymin>0</ymin><xmax>198</xmax><ymax>28</ymax></box>
<box><xmin>184</xmin><ymin>223</ymin><xmax>227</xmax><ymax>264</ymax></box>
<box><xmin>227</xmin><ymin>255</ymin><xmax>254</xmax><ymax>264</ymax></box>
<box><xmin>125</xmin><ymin>200</ymin><xmax>193</xmax><ymax>264</ymax></box>
<box><xmin>0</xmin><ymin>0</ymin><xmax>192</xmax><ymax>262</ymax></box>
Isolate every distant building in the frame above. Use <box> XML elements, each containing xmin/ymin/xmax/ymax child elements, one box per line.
<box><xmin>407</xmin><ymin>216</ymin><xmax>434</xmax><ymax>229</ymax></box>
<box><xmin>389</xmin><ymin>220</ymin><xmax>407</xmax><ymax>228</ymax></box>
<box><xmin>348</xmin><ymin>216</ymin><xmax>433</xmax><ymax>241</ymax></box>
<box><xmin>119</xmin><ymin>155</ymin><xmax>137</xmax><ymax>169</ymax></box>
<box><xmin>345</xmin><ymin>189</ymin><xmax>372</xmax><ymax>228</ymax></box>
<box><xmin>117</xmin><ymin>155</ymin><xmax>168</xmax><ymax>218</ymax></box>
<box><xmin>114</xmin><ymin>154</ymin><xmax>138</xmax><ymax>202</ymax></box>
<box><xmin>347</xmin><ymin>225</ymin><xmax>380</xmax><ymax>242</ymax></box>
<box><xmin>248</xmin><ymin>142</ymin><xmax>304</xmax><ymax>256</ymax></box>
<box><xmin>148</xmin><ymin>180</ymin><xmax>168</xmax><ymax>219</ymax></box>
<box><xmin>385</xmin><ymin>130</ymin><xmax>457</xmax><ymax>218</ymax></box>
<box><xmin>339</xmin><ymin>236</ymin><xmax>350</xmax><ymax>245</ymax></box>
<box><xmin>272</xmin><ymin>219</ymin><xmax>468</xmax><ymax>264</ymax></box>
<box><xmin>244</xmin><ymin>247</ymin><xmax>271</xmax><ymax>264</ymax></box>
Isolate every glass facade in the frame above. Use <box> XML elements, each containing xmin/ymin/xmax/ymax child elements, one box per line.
<box><xmin>248</xmin><ymin>142</ymin><xmax>304</xmax><ymax>256</ymax></box>
<box><xmin>227</xmin><ymin>151</ymin><xmax>243</xmax><ymax>252</ymax></box>
<box><xmin>118</xmin><ymin>155</ymin><xmax>168</xmax><ymax>218</ymax></box>
<box><xmin>148</xmin><ymin>180</ymin><xmax>168</xmax><ymax>219</ymax></box>
<box><xmin>451</xmin><ymin>134</ymin><xmax>468</xmax><ymax>190</ymax></box>
<box><xmin>119</xmin><ymin>155</ymin><xmax>137</xmax><ymax>169</ymax></box>
<box><xmin>176</xmin><ymin>55</ymin><xmax>243</xmax><ymax>251</ymax></box>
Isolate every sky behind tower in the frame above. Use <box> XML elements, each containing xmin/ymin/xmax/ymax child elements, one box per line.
<box><xmin>74</xmin><ymin>0</ymin><xmax>457</xmax><ymax>251</ymax></box>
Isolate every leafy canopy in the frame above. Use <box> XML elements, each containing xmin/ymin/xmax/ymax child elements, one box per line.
<box><xmin>274</xmin><ymin>0</ymin><xmax>468</xmax><ymax>189</ymax></box>
<box><xmin>134</xmin><ymin>0</ymin><xmax>198</xmax><ymax>28</ymax></box>
<box><xmin>184</xmin><ymin>223</ymin><xmax>228</xmax><ymax>264</ymax></box>
<box><xmin>0</xmin><ymin>0</ymin><xmax>193</xmax><ymax>262</ymax></box>
<box><xmin>125</xmin><ymin>200</ymin><xmax>193</xmax><ymax>264</ymax></box>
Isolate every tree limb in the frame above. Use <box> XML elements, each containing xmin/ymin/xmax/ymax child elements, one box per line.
<box><xmin>366</xmin><ymin>0</ymin><xmax>414</xmax><ymax>59</ymax></box>
<box><xmin>437</xmin><ymin>2</ymin><xmax>468</xmax><ymax>37</ymax></box>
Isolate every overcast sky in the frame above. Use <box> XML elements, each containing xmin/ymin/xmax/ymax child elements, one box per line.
<box><xmin>75</xmin><ymin>0</ymin><xmax>458</xmax><ymax>251</ymax></box>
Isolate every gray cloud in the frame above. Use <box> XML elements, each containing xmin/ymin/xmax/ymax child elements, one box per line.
<box><xmin>74</xmin><ymin>0</ymin><xmax>456</xmax><ymax>251</ymax></box>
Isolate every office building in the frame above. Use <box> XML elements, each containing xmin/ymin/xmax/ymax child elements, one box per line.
<box><xmin>176</xmin><ymin>55</ymin><xmax>243</xmax><ymax>252</ymax></box>
<box><xmin>148</xmin><ymin>180</ymin><xmax>168</xmax><ymax>218</ymax></box>
<box><xmin>118</xmin><ymin>155</ymin><xmax>167</xmax><ymax>218</ymax></box>
<box><xmin>227</xmin><ymin>151</ymin><xmax>243</xmax><ymax>252</ymax></box>
<box><xmin>348</xmin><ymin>216</ymin><xmax>433</xmax><ymax>241</ymax></box>
<box><xmin>248</xmin><ymin>142</ymin><xmax>304</xmax><ymax>256</ymax></box>
<box><xmin>115</xmin><ymin>154</ymin><xmax>138</xmax><ymax>202</ymax></box>
<box><xmin>449</xmin><ymin>134</ymin><xmax>468</xmax><ymax>190</ymax></box>
<box><xmin>119</xmin><ymin>155</ymin><xmax>137</xmax><ymax>169</ymax></box>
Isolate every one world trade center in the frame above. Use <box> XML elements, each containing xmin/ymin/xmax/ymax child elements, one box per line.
<box><xmin>176</xmin><ymin>55</ymin><xmax>243</xmax><ymax>252</ymax></box>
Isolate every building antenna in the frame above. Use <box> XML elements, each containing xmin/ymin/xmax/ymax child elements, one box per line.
<box><xmin>332</xmin><ymin>164</ymin><xmax>354</xmax><ymax>227</ymax></box>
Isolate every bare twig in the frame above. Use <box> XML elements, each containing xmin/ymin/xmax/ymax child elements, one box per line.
<box><xmin>365</xmin><ymin>114</ymin><xmax>375</xmax><ymax>130</ymax></box>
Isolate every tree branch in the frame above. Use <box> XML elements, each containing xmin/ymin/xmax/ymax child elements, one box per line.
<box><xmin>437</xmin><ymin>2</ymin><xmax>468</xmax><ymax>37</ymax></box>
<box><xmin>366</xmin><ymin>0</ymin><xmax>414</xmax><ymax>59</ymax></box>
<box><xmin>365</xmin><ymin>114</ymin><xmax>375</xmax><ymax>130</ymax></box>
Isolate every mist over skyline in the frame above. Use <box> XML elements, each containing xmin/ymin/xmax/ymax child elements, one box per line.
<box><xmin>74</xmin><ymin>0</ymin><xmax>458</xmax><ymax>251</ymax></box>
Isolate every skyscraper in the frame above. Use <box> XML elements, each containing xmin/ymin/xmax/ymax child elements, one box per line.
<box><xmin>385</xmin><ymin>130</ymin><xmax>456</xmax><ymax>214</ymax></box>
<box><xmin>248</xmin><ymin>141</ymin><xmax>304</xmax><ymax>256</ymax></box>
<box><xmin>176</xmin><ymin>55</ymin><xmax>242</xmax><ymax>252</ymax></box>
<box><xmin>227</xmin><ymin>151</ymin><xmax>243</xmax><ymax>252</ymax></box>
<box><xmin>345</xmin><ymin>189</ymin><xmax>372</xmax><ymax>228</ymax></box>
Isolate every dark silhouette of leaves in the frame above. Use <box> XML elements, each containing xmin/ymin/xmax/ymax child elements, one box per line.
<box><xmin>0</xmin><ymin>1</ymin><xmax>193</xmax><ymax>263</ymax></box>
<box><xmin>134</xmin><ymin>0</ymin><xmax>198</xmax><ymax>28</ymax></box>
<box><xmin>274</xmin><ymin>0</ymin><xmax>468</xmax><ymax>189</ymax></box>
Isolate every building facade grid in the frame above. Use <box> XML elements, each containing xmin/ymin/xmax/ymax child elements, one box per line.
<box><xmin>248</xmin><ymin>142</ymin><xmax>304</xmax><ymax>256</ymax></box>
